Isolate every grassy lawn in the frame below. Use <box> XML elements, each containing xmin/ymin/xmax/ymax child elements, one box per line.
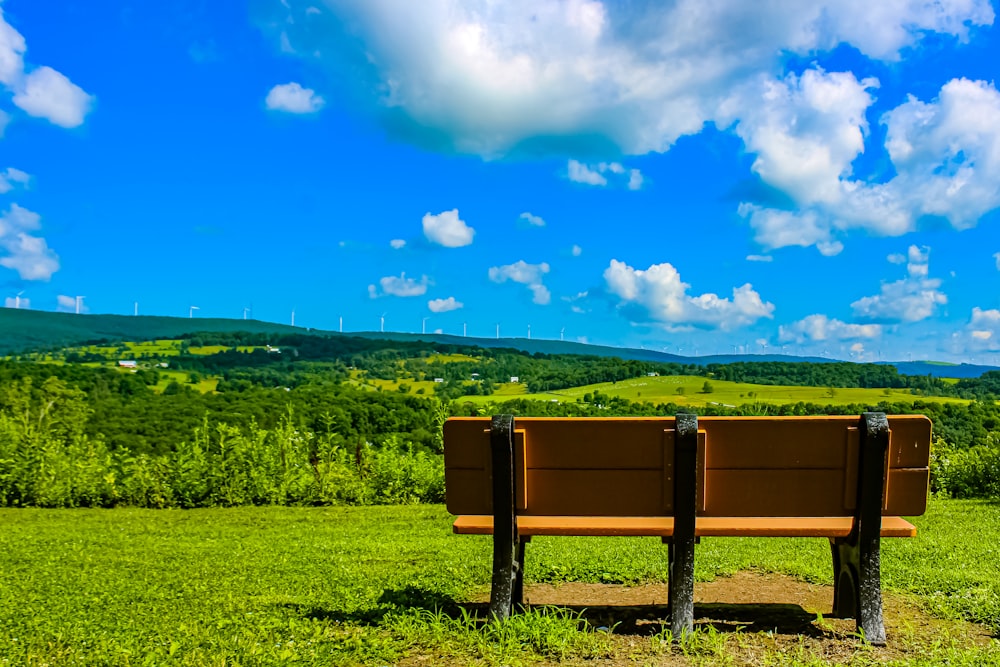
<box><xmin>460</xmin><ymin>375</ymin><xmax>970</xmax><ymax>408</ymax></box>
<box><xmin>1</xmin><ymin>500</ymin><xmax>998</xmax><ymax>665</ymax></box>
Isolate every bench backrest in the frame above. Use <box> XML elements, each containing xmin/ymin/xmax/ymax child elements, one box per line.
<box><xmin>444</xmin><ymin>415</ymin><xmax>931</xmax><ymax>518</ymax></box>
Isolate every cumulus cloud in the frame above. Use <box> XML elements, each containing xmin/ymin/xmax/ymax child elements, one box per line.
<box><xmin>56</xmin><ymin>294</ymin><xmax>85</xmax><ymax>313</ymax></box>
<box><xmin>0</xmin><ymin>167</ymin><xmax>29</xmax><ymax>193</ymax></box>
<box><xmin>265</xmin><ymin>82</ymin><xmax>325</xmax><ymax>113</ymax></box>
<box><xmin>268</xmin><ymin>1</ymin><xmax>993</xmax><ymax>157</ymax></box>
<box><xmin>1</xmin><ymin>9</ymin><xmax>95</xmax><ymax>129</ymax></box>
<box><xmin>423</xmin><ymin>209</ymin><xmax>475</xmax><ymax>247</ymax></box>
<box><xmin>778</xmin><ymin>314</ymin><xmax>882</xmax><ymax>343</ymax></box>
<box><xmin>518</xmin><ymin>211</ymin><xmax>545</xmax><ymax>227</ymax></box>
<box><xmin>570</xmin><ymin>244</ymin><xmax>582</xmax><ymax>257</ymax></box>
<box><xmin>368</xmin><ymin>272</ymin><xmax>429</xmax><ymax>297</ymax></box>
<box><xmin>12</xmin><ymin>66</ymin><xmax>94</xmax><ymax>127</ymax></box>
<box><xmin>428</xmin><ymin>296</ymin><xmax>463</xmax><ymax>312</ymax></box>
<box><xmin>746</xmin><ymin>254</ymin><xmax>773</xmax><ymax>262</ymax></box>
<box><xmin>958</xmin><ymin>307</ymin><xmax>1000</xmax><ymax>352</ymax></box>
<box><xmin>390</xmin><ymin>239</ymin><xmax>406</xmax><ymax>249</ymax></box>
<box><xmin>851</xmin><ymin>245</ymin><xmax>946</xmax><ymax>323</ymax></box>
<box><xmin>488</xmin><ymin>259</ymin><xmax>551</xmax><ymax>305</ymax></box>
<box><xmin>567</xmin><ymin>159</ymin><xmax>643</xmax><ymax>189</ymax></box>
<box><xmin>0</xmin><ymin>203</ymin><xmax>59</xmax><ymax>281</ymax></box>
<box><xmin>738</xmin><ymin>76</ymin><xmax>1000</xmax><ymax>252</ymax></box>
<box><xmin>603</xmin><ymin>259</ymin><xmax>774</xmax><ymax>330</ymax></box>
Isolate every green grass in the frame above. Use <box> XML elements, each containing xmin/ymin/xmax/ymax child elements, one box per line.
<box><xmin>0</xmin><ymin>500</ymin><xmax>998</xmax><ymax>665</ymax></box>
<box><xmin>459</xmin><ymin>375</ymin><xmax>970</xmax><ymax>408</ymax></box>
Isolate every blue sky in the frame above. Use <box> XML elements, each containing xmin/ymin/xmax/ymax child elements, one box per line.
<box><xmin>2</xmin><ymin>1</ymin><xmax>1000</xmax><ymax>363</ymax></box>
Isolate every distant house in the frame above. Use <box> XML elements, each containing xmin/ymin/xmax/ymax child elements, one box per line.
<box><xmin>158</xmin><ymin>362</ymin><xmax>169</xmax><ymax>368</ymax></box>
<box><xmin>510</xmin><ymin>376</ymin><xmax>519</xmax><ymax>383</ymax></box>
<box><xmin>266</xmin><ymin>345</ymin><xmax>281</xmax><ymax>353</ymax></box>
<box><xmin>433</xmin><ymin>378</ymin><xmax>444</xmax><ymax>383</ymax></box>
<box><xmin>471</xmin><ymin>373</ymin><xmax>480</xmax><ymax>379</ymax></box>
<box><xmin>647</xmin><ymin>372</ymin><xmax>659</xmax><ymax>377</ymax></box>
<box><xmin>118</xmin><ymin>360</ymin><xmax>137</xmax><ymax>368</ymax></box>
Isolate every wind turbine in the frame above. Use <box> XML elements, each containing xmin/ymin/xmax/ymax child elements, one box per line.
<box><xmin>134</xmin><ymin>301</ymin><xmax>139</xmax><ymax>316</ymax></box>
<box><xmin>14</xmin><ymin>291</ymin><xmax>24</xmax><ymax>309</ymax></box>
<box><xmin>75</xmin><ymin>296</ymin><xmax>85</xmax><ymax>315</ymax></box>
<box><xmin>339</xmin><ymin>316</ymin><xmax>343</xmax><ymax>333</ymax></box>
<box><xmin>380</xmin><ymin>313</ymin><xmax>386</xmax><ymax>332</ymax></box>
<box><xmin>291</xmin><ymin>309</ymin><xmax>296</xmax><ymax>327</ymax></box>
<box><xmin>560</xmin><ymin>327</ymin><xmax>565</xmax><ymax>341</ymax></box>
<box><xmin>496</xmin><ymin>323</ymin><xmax>500</xmax><ymax>339</ymax></box>
<box><xmin>422</xmin><ymin>316</ymin><xmax>429</xmax><ymax>334</ymax></box>
<box><xmin>243</xmin><ymin>307</ymin><xmax>250</xmax><ymax>320</ymax></box>
<box><xmin>463</xmin><ymin>322</ymin><xmax>467</xmax><ymax>337</ymax></box>
<box><xmin>189</xmin><ymin>305</ymin><xmax>199</xmax><ymax>318</ymax></box>
<box><xmin>527</xmin><ymin>324</ymin><xmax>531</xmax><ymax>340</ymax></box>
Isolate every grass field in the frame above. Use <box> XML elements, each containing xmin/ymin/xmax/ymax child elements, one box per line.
<box><xmin>1</xmin><ymin>500</ymin><xmax>998</xmax><ymax>665</ymax></box>
<box><xmin>457</xmin><ymin>375</ymin><xmax>971</xmax><ymax>408</ymax></box>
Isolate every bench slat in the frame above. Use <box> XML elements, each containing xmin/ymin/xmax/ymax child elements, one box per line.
<box><xmin>452</xmin><ymin>515</ymin><xmax>917</xmax><ymax>538</ymax></box>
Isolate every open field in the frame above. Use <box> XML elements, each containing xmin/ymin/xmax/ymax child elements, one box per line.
<box><xmin>1</xmin><ymin>500</ymin><xmax>998</xmax><ymax>665</ymax></box>
<box><xmin>457</xmin><ymin>375</ymin><xmax>972</xmax><ymax>408</ymax></box>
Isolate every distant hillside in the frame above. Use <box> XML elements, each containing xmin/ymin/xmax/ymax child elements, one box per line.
<box><xmin>2</xmin><ymin>309</ymin><xmax>996</xmax><ymax>378</ymax></box>
<box><xmin>0</xmin><ymin>309</ymin><xmax>300</xmax><ymax>354</ymax></box>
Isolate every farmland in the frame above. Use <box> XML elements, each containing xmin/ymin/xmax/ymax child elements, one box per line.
<box><xmin>1</xmin><ymin>500</ymin><xmax>998</xmax><ymax>665</ymax></box>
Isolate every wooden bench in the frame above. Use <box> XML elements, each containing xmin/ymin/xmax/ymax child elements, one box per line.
<box><xmin>444</xmin><ymin>413</ymin><xmax>931</xmax><ymax>645</ymax></box>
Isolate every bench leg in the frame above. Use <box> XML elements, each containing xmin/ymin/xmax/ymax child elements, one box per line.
<box><xmin>830</xmin><ymin>412</ymin><xmax>888</xmax><ymax>645</ymax></box>
<box><xmin>489</xmin><ymin>414</ymin><xmax>520</xmax><ymax>621</ymax></box>
<box><xmin>669</xmin><ymin>413</ymin><xmax>699</xmax><ymax>639</ymax></box>
<box><xmin>513</xmin><ymin>537</ymin><xmax>528</xmax><ymax>607</ymax></box>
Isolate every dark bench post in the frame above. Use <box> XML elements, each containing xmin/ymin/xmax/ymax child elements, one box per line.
<box><xmin>489</xmin><ymin>414</ymin><xmax>521</xmax><ymax>620</ymax></box>
<box><xmin>832</xmin><ymin>412</ymin><xmax>888</xmax><ymax>645</ymax></box>
<box><xmin>669</xmin><ymin>413</ymin><xmax>698</xmax><ymax>639</ymax></box>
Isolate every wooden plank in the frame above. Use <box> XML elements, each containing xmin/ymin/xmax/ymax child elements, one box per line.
<box><xmin>844</xmin><ymin>427</ymin><xmax>859</xmax><ymax>510</ymax></box>
<box><xmin>886</xmin><ymin>416</ymin><xmax>932</xmax><ymax>468</ymax></box>
<box><xmin>662</xmin><ymin>429</ymin><xmax>675</xmax><ymax>512</ymax></box>
<box><xmin>515</xmin><ymin>430</ymin><xmax>526</xmax><ymax>511</ymax></box>
<box><xmin>521</xmin><ymin>419</ymin><xmax>671</xmax><ymax>469</ymax></box>
<box><xmin>884</xmin><ymin>469</ymin><xmax>930</xmax><ymax>516</ymax></box>
<box><xmin>443</xmin><ymin>419</ymin><xmax>490</xmax><ymax>469</ymax></box>
<box><xmin>703</xmin><ymin>469</ymin><xmax>850</xmax><ymax>517</ymax></box>
<box><xmin>523</xmin><ymin>470</ymin><xmax>665</xmax><ymax>516</ymax></box>
<box><xmin>453</xmin><ymin>515</ymin><xmax>917</xmax><ymax>538</ymax></box>
<box><xmin>446</xmin><ymin>469</ymin><xmax>491</xmax><ymax>515</ymax></box>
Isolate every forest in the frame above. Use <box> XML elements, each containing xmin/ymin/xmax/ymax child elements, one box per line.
<box><xmin>2</xmin><ymin>331</ymin><xmax>999</xmax><ymax>508</ymax></box>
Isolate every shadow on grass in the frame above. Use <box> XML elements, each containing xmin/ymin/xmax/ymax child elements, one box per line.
<box><xmin>281</xmin><ymin>586</ymin><xmax>463</xmax><ymax>625</ymax></box>
<box><xmin>282</xmin><ymin>588</ymin><xmax>839</xmax><ymax>639</ymax></box>
<box><xmin>457</xmin><ymin>600</ymin><xmax>838</xmax><ymax>638</ymax></box>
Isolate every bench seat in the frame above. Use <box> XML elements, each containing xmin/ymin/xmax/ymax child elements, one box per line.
<box><xmin>453</xmin><ymin>515</ymin><xmax>917</xmax><ymax>538</ymax></box>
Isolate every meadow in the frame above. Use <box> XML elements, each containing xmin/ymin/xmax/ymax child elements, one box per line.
<box><xmin>1</xmin><ymin>499</ymin><xmax>998</xmax><ymax>666</ymax></box>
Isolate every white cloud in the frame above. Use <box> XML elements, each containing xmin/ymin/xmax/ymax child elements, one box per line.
<box><xmin>567</xmin><ymin>159</ymin><xmax>642</xmax><ymax>189</ymax></box>
<box><xmin>422</xmin><ymin>209</ymin><xmax>475</xmax><ymax>247</ymax></box>
<box><xmin>570</xmin><ymin>244</ymin><xmax>582</xmax><ymax>257</ymax></box>
<box><xmin>390</xmin><ymin>239</ymin><xmax>406</xmax><ymax>249</ymax></box>
<box><xmin>738</xmin><ymin>76</ymin><xmax>1000</xmax><ymax>252</ymax></box>
<box><xmin>567</xmin><ymin>159</ymin><xmax>606</xmax><ymax>186</ymax></box>
<box><xmin>428</xmin><ymin>296</ymin><xmax>463</xmax><ymax>312</ymax></box>
<box><xmin>603</xmin><ymin>259</ymin><xmax>774</xmax><ymax>330</ymax></box>
<box><xmin>0</xmin><ymin>203</ymin><xmax>58</xmax><ymax>281</ymax></box>
<box><xmin>265</xmin><ymin>82</ymin><xmax>325</xmax><ymax>113</ymax></box>
<box><xmin>1</xmin><ymin>9</ymin><xmax>95</xmax><ymax>130</ymax></box>
<box><xmin>851</xmin><ymin>245</ymin><xmax>946</xmax><ymax>322</ymax></box>
<box><xmin>488</xmin><ymin>259</ymin><xmax>551</xmax><ymax>304</ymax></box>
<box><xmin>275</xmin><ymin>1</ymin><xmax>993</xmax><ymax>157</ymax></box>
<box><xmin>489</xmin><ymin>260</ymin><xmax>549</xmax><ymax>285</ymax></box>
<box><xmin>518</xmin><ymin>211</ymin><xmax>545</xmax><ymax>226</ymax></box>
<box><xmin>778</xmin><ymin>314</ymin><xmax>882</xmax><ymax>343</ymax></box>
<box><xmin>888</xmin><ymin>253</ymin><xmax>906</xmax><ymax>264</ymax></box>
<box><xmin>0</xmin><ymin>167</ymin><xmax>29</xmax><ymax>193</ymax></box>
<box><xmin>746</xmin><ymin>254</ymin><xmax>773</xmax><ymax>262</ymax></box>
<box><xmin>368</xmin><ymin>272</ymin><xmax>429</xmax><ymax>297</ymax></box>
<box><xmin>56</xmin><ymin>294</ymin><xmax>83</xmax><ymax>313</ymax></box>
<box><xmin>962</xmin><ymin>307</ymin><xmax>1000</xmax><ymax>352</ymax></box>
<box><xmin>12</xmin><ymin>66</ymin><xmax>94</xmax><ymax>128</ymax></box>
